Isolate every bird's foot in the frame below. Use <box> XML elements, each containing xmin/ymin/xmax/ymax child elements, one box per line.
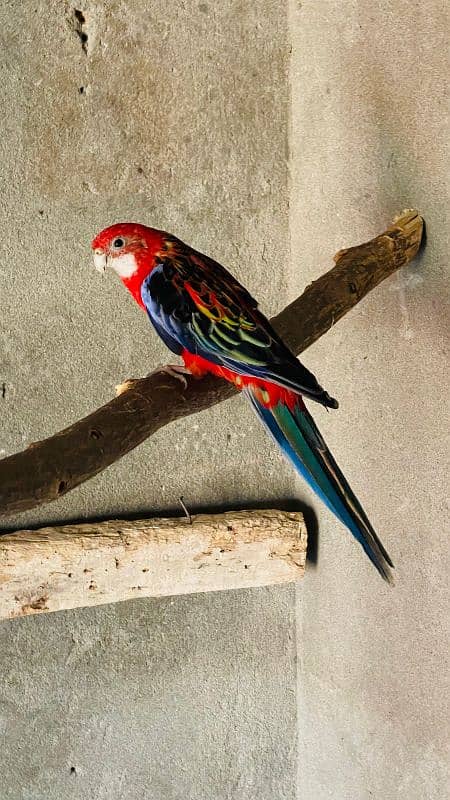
<box><xmin>159</xmin><ymin>363</ymin><xmax>191</xmax><ymax>389</ymax></box>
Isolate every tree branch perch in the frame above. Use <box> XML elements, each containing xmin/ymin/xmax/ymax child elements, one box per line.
<box><xmin>0</xmin><ymin>210</ymin><xmax>423</xmax><ymax>520</ymax></box>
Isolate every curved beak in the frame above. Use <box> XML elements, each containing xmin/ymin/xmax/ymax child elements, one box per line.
<box><xmin>93</xmin><ymin>249</ymin><xmax>107</xmax><ymax>273</ymax></box>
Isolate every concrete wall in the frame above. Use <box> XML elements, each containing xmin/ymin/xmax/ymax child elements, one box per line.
<box><xmin>0</xmin><ymin>2</ymin><xmax>448</xmax><ymax>798</ymax></box>
<box><xmin>290</xmin><ymin>3</ymin><xmax>449</xmax><ymax>797</ymax></box>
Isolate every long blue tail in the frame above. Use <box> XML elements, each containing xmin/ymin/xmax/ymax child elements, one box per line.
<box><xmin>245</xmin><ymin>388</ymin><xmax>394</xmax><ymax>583</ymax></box>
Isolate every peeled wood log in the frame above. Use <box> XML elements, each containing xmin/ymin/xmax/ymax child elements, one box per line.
<box><xmin>0</xmin><ymin>509</ymin><xmax>307</xmax><ymax>619</ymax></box>
<box><xmin>0</xmin><ymin>210</ymin><xmax>423</xmax><ymax>520</ymax></box>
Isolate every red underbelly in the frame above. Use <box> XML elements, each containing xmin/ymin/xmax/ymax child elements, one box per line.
<box><xmin>182</xmin><ymin>350</ymin><xmax>302</xmax><ymax>411</ymax></box>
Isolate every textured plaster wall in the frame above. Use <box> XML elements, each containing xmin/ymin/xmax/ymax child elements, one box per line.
<box><xmin>290</xmin><ymin>2</ymin><xmax>449</xmax><ymax>798</ymax></box>
<box><xmin>0</xmin><ymin>1</ymin><xmax>448</xmax><ymax>799</ymax></box>
<box><xmin>1</xmin><ymin>3</ymin><xmax>297</xmax><ymax>799</ymax></box>
<box><xmin>0</xmin><ymin>0</ymin><xmax>291</xmax><ymax>528</ymax></box>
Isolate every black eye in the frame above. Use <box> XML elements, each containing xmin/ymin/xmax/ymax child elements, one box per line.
<box><xmin>112</xmin><ymin>237</ymin><xmax>124</xmax><ymax>249</ymax></box>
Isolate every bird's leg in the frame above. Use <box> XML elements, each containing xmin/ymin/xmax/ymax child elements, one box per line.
<box><xmin>115</xmin><ymin>364</ymin><xmax>192</xmax><ymax>396</ymax></box>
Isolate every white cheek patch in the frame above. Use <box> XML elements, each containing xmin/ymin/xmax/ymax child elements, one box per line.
<box><xmin>111</xmin><ymin>252</ymin><xmax>138</xmax><ymax>278</ymax></box>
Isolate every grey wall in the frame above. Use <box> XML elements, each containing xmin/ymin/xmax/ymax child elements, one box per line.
<box><xmin>0</xmin><ymin>588</ymin><xmax>296</xmax><ymax>800</ymax></box>
<box><xmin>0</xmin><ymin>2</ymin><xmax>448</xmax><ymax>799</ymax></box>
<box><xmin>290</xmin><ymin>3</ymin><xmax>449</xmax><ymax>798</ymax></box>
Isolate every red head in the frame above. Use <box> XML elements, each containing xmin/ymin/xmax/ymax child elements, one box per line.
<box><xmin>91</xmin><ymin>223</ymin><xmax>166</xmax><ymax>306</ymax></box>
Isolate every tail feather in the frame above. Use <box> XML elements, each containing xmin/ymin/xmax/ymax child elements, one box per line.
<box><xmin>245</xmin><ymin>387</ymin><xmax>394</xmax><ymax>583</ymax></box>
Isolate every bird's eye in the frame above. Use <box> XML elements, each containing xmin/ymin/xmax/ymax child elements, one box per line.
<box><xmin>112</xmin><ymin>237</ymin><xmax>124</xmax><ymax>249</ymax></box>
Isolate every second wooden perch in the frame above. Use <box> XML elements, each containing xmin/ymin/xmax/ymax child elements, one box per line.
<box><xmin>0</xmin><ymin>509</ymin><xmax>307</xmax><ymax>619</ymax></box>
<box><xmin>0</xmin><ymin>210</ymin><xmax>423</xmax><ymax>520</ymax></box>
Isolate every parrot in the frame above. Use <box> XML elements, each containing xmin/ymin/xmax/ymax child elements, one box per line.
<box><xmin>91</xmin><ymin>223</ymin><xmax>393</xmax><ymax>582</ymax></box>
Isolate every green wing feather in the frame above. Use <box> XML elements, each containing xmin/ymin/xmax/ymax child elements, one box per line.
<box><xmin>151</xmin><ymin>236</ymin><xmax>338</xmax><ymax>407</ymax></box>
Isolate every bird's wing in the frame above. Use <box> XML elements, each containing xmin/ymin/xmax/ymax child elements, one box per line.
<box><xmin>141</xmin><ymin>237</ymin><xmax>336</xmax><ymax>406</ymax></box>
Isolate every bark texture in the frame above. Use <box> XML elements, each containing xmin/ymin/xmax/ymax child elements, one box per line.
<box><xmin>0</xmin><ymin>509</ymin><xmax>307</xmax><ymax>618</ymax></box>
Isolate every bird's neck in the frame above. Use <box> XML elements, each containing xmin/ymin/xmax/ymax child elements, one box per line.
<box><xmin>120</xmin><ymin>232</ymin><xmax>165</xmax><ymax>308</ymax></box>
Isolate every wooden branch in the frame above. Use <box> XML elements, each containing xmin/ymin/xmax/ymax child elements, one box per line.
<box><xmin>0</xmin><ymin>509</ymin><xmax>307</xmax><ymax>618</ymax></box>
<box><xmin>0</xmin><ymin>210</ymin><xmax>423</xmax><ymax>520</ymax></box>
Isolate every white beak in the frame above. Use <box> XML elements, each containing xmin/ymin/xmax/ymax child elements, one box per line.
<box><xmin>93</xmin><ymin>250</ymin><xmax>107</xmax><ymax>273</ymax></box>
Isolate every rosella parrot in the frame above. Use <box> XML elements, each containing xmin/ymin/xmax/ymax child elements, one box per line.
<box><xmin>92</xmin><ymin>223</ymin><xmax>393</xmax><ymax>582</ymax></box>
